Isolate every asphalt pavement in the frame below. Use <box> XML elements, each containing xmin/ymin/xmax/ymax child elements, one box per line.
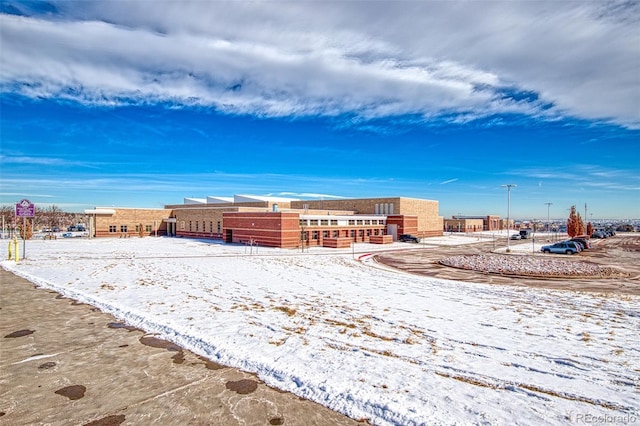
<box><xmin>0</xmin><ymin>268</ymin><xmax>361</xmax><ymax>426</ymax></box>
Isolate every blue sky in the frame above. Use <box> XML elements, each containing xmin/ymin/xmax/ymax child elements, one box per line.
<box><xmin>1</xmin><ymin>1</ymin><xmax>638</xmax><ymax>220</ymax></box>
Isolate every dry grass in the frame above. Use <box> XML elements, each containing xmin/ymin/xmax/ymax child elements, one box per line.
<box><xmin>274</xmin><ymin>306</ymin><xmax>297</xmax><ymax>316</ymax></box>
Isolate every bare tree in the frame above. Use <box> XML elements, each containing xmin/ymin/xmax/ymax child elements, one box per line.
<box><xmin>0</xmin><ymin>205</ymin><xmax>16</xmax><ymax>237</ymax></box>
<box><xmin>41</xmin><ymin>205</ymin><xmax>65</xmax><ymax>233</ymax></box>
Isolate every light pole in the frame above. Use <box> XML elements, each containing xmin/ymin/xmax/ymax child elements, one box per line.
<box><xmin>545</xmin><ymin>202</ymin><xmax>552</xmax><ymax>235</ymax></box>
<box><xmin>502</xmin><ymin>184</ymin><xmax>517</xmax><ymax>252</ymax></box>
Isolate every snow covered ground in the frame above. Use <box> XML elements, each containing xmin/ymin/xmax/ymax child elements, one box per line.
<box><xmin>2</xmin><ymin>236</ymin><xmax>639</xmax><ymax>425</ymax></box>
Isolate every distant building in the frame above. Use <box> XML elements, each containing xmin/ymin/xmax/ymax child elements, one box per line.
<box><xmin>444</xmin><ymin>215</ymin><xmax>501</xmax><ymax>232</ymax></box>
<box><xmin>85</xmin><ymin>194</ymin><xmax>444</xmax><ymax>248</ymax></box>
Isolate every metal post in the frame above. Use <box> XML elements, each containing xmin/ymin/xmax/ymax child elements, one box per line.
<box><xmin>22</xmin><ymin>217</ymin><xmax>26</xmax><ymax>259</ymax></box>
<box><xmin>545</xmin><ymin>202</ymin><xmax>552</xmax><ymax>235</ymax></box>
<box><xmin>502</xmin><ymin>184</ymin><xmax>517</xmax><ymax>253</ymax></box>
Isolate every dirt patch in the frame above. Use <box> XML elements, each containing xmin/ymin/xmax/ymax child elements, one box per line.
<box><xmin>225</xmin><ymin>379</ymin><xmax>259</xmax><ymax>394</ymax></box>
<box><xmin>55</xmin><ymin>385</ymin><xmax>86</xmax><ymax>400</ymax></box>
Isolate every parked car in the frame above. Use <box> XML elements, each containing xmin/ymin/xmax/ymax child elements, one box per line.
<box><xmin>569</xmin><ymin>238</ymin><xmax>591</xmax><ymax>250</ymax></box>
<box><xmin>541</xmin><ymin>241</ymin><xmax>581</xmax><ymax>255</ymax></box>
<box><xmin>510</xmin><ymin>234</ymin><xmax>522</xmax><ymax>240</ymax></box>
<box><xmin>62</xmin><ymin>232</ymin><xmax>73</xmax><ymax>238</ymax></box>
<box><xmin>399</xmin><ymin>234</ymin><xmax>419</xmax><ymax>243</ymax></box>
<box><xmin>519</xmin><ymin>228</ymin><xmax>532</xmax><ymax>239</ymax></box>
<box><xmin>591</xmin><ymin>231</ymin><xmax>607</xmax><ymax>239</ymax></box>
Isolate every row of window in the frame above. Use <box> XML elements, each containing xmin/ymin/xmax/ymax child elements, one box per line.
<box><xmin>108</xmin><ymin>225</ymin><xmax>154</xmax><ymax>233</ymax></box>
<box><xmin>302</xmin><ymin>228</ymin><xmax>382</xmax><ymax>240</ymax></box>
<box><xmin>299</xmin><ymin>219</ymin><xmax>385</xmax><ymax>226</ymax></box>
<box><xmin>178</xmin><ymin>221</ymin><xmax>222</xmax><ymax>233</ymax></box>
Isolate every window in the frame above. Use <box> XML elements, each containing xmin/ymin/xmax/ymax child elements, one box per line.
<box><xmin>120</xmin><ymin>225</ymin><xmax>128</xmax><ymax>233</ymax></box>
<box><xmin>350</xmin><ymin>230</ymin><xmax>355</xmax><ymax>237</ymax></box>
<box><xmin>145</xmin><ymin>225</ymin><xmax>152</xmax><ymax>232</ymax></box>
<box><xmin>323</xmin><ymin>230</ymin><xmax>329</xmax><ymax>238</ymax></box>
<box><xmin>209</xmin><ymin>221</ymin><xmax>213</xmax><ymax>233</ymax></box>
<box><xmin>180</xmin><ymin>221</ymin><xmax>185</xmax><ymax>230</ymax></box>
<box><xmin>330</xmin><ymin>220</ymin><xmax>337</xmax><ymax>226</ymax></box>
<box><xmin>217</xmin><ymin>221</ymin><xmax>221</xmax><ymax>233</ymax></box>
<box><xmin>109</xmin><ymin>225</ymin><xmax>117</xmax><ymax>233</ymax></box>
<box><xmin>195</xmin><ymin>221</ymin><xmax>199</xmax><ymax>232</ymax></box>
<box><xmin>348</xmin><ymin>220</ymin><xmax>355</xmax><ymax>225</ymax></box>
<box><xmin>203</xmin><ymin>221</ymin><xmax>206</xmax><ymax>232</ymax></box>
<box><xmin>356</xmin><ymin>220</ymin><xmax>363</xmax><ymax>225</ymax></box>
<box><xmin>365</xmin><ymin>220</ymin><xmax>371</xmax><ymax>225</ymax></box>
<box><xmin>333</xmin><ymin>230</ymin><xmax>339</xmax><ymax>238</ymax></box>
<box><xmin>312</xmin><ymin>231</ymin><xmax>319</xmax><ymax>240</ymax></box>
<box><xmin>366</xmin><ymin>229</ymin><xmax>371</xmax><ymax>236</ymax></box>
<box><xmin>299</xmin><ymin>219</ymin><xmax>307</xmax><ymax>226</ymax></box>
<box><xmin>310</xmin><ymin>219</ymin><xmax>318</xmax><ymax>226</ymax></box>
<box><xmin>189</xmin><ymin>221</ymin><xmax>192</xmax><ymax>232</ymax></box>
<box><xmin>320</xmin><ymin>219</ymin><xmax>328</xmax><ymax>226</ymax></box>
<box><xmin>135</xmin><ymin>225</ymin><xmax>140</xmax><ymax>232</ymax></box>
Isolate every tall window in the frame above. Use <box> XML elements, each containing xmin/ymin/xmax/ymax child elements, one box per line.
<box><xmin>109</xmin><ymin>225</ymin><xmax>117</xmax><ymax>233</ymax></box>
<box><xmin>120</xmin><ymin>225</ymin><xmax>128</xmax><ymax>233</ymax></box>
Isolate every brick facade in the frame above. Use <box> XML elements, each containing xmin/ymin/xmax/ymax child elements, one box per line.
<box><xmin>90</xmin><ymin>208</ymin><xmax>171</xmax><ymax>238</ymax></box>
<box><xmin>290</xmin><ymin>197</ymin><xmax>443</xmax><ymax>237</ymax></box>
<box><xmin>87</xmin><ymin>195</ymin><xmax>446</xmax><ymax>249</ymax></box>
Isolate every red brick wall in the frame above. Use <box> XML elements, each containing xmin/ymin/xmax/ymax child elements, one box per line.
<box><xmin>387</xmin><ymin>215</ymin><xmax>418</xmax><ymax>237</ymax></box>
<box><xmin>223</xmin><ymin>212</ymin><xmax>300</xmax><ymax>248</ymax></box>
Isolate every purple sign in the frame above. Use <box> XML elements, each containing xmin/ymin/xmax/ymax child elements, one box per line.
<box><xmin>15</xmin><ymin>199</ymin><xmax>35</xmax><ymax>217</ymax></box>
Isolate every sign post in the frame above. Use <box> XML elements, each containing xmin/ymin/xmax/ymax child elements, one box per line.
<box><xmin>15</xmin><ymin>199</ymin><xmax>35</xmax><ymax>259</ymax></box>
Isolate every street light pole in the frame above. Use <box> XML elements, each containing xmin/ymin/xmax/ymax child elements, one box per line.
<box><xmin>502</xmin><ymin>184</ymin><xmax>517</xmax><ymax>253</ymax></box>
<box><xmin>545</xmin><ymin>202</ymin><xmax>552</xmax><ymax>234</ymax></box>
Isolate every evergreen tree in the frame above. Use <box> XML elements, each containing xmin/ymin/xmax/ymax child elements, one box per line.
<box><xmin>576</xmin><ymin>212</ymin><xmax>585</xmax><ymax>236</ymax></box>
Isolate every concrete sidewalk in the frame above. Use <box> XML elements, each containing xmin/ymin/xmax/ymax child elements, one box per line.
<box><xmin>0</xmin><ymin>269</ymin><xmax>361</xmax><ymax>426</ymax></box>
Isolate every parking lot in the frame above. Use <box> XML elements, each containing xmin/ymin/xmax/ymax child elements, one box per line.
<box><xmin>375</xmin><ymin>234</ymin><xmax>640</xmax><ymax>295</ymax></box>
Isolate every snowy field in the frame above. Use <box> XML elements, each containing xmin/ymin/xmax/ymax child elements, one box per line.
<box><xmin>2</xmin><ymin>236</ymin><xmax>639</xmax><ymax>425</ymax></box>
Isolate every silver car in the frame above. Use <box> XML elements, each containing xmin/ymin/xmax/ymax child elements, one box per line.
<box><xmin>541</xmin><ymin>241</ymin><xmax>581</xmax><ymax>255</ymax></box>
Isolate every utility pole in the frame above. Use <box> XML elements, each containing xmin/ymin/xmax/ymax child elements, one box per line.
<box><xmin>545</xmin><ymin>202</ymin><xmax>553</xmax><ymax>234</ymax></box>
<box><xmin>502</xmin><ymin>184</ymin><xmax>517</xmax><ymax>253</ymax></box>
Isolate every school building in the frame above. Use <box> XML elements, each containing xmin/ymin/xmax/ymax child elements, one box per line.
<box><xmin>443</xmin><ymin>215</ymin><xmax>502</xmax><ymax>233</ymax></box>
<box><xmin>84</xmin><ymin>194</ymin><xmax>444</xmax><ymax>249</ymax></box>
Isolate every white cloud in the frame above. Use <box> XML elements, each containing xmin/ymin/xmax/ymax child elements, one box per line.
<box><xmin>440</xmin><ymin>178</ymin><xmax>459</xmax><ymax>185</ymax></box>
<box><xmin>0</xmin><ymin>1</ymin><xmax>637</xmax><ymax>126</ymax></box>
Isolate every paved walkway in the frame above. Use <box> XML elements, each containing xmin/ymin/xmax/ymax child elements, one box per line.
<box><xmin>0</xmin><ymin>269</ymin><xmax>361</xmax><ymax>426</ymax></box>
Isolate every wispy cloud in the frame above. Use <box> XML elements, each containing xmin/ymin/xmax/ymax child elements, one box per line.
<box><xmin>1</xmin><ymin>1</ymin><xmax>637</xmax><ymax>127</ymax></box>
<box><xmin>0</xmin><ymin>155</ymin><xmax>96</xmax><ymax>168</ymax></box>
<box><xmin>440</xmin><ymin>178</ymin><xmax>459</xmax><ymax>185</ymax></box>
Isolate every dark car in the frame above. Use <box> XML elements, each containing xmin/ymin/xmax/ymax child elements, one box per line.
<box><xmin>569</xmin><ymin>238</ymin><xmax>590</xmax><ymax>250</ymax></box>
<box><xmin>399</xmin><ymin>234</ymin><xmax>419</xmax><ymax>243</ymax></box>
